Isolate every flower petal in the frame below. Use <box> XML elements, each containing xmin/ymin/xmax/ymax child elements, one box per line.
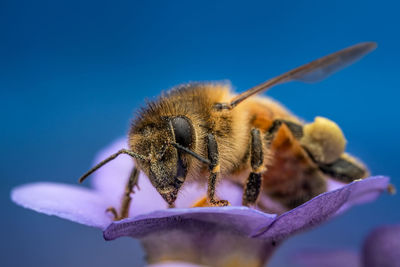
<box><xmin>253</xmin><ymin>176</ymin><xmax>389</xmax><ymax>240</ymax></box>
<box><xmin>335</xmin><ymin>176</ymin><xmax>390</xmax><ymax>215</ymax></box>
<box><xmin>104</xmin><ymin>206</ymin><xmax>276</xmax><ymax>240</ymax></box>
<box><xmin>90</xmin><ymin>138</ymin><xmax>133</xmax><ymax>205</ymax></box>
<box><xmin>11</xmin><ymin>182</ymin><xmax>112</xmax><ymax>229</ymax></box>
<box><xmin>104</xmin><ymin>176</ymin><xmax>389</xmax><ymax>242</ymax></box>
<box><xmin>104</xmin><ymin>207</ymin><xmax>277</xmax><ymax>267</ymax></box>
<box><xmin>362</xmin><ymin>224</ymin><xmax>400</xmax><ymax>267</ymax></box>
<box><xmin>102</xmin><ymin>174</ymin><xmax>387</xmax><ymax>267</ymax></box>
<box><xmin>327</xmin><ymin>178</ymin><xmax>346</xmax><ymax>191</ymax></box>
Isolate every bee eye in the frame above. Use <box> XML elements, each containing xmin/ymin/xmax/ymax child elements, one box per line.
<box><xmin>171</xmin><ymin>116</ymin><xmax>193</xmax><ymax>148</ymax></box>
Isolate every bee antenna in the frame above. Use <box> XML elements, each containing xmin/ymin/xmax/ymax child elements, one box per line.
<box><xmin>78</xmin><ymin>149</ymin><xmax>146</xmax><ymax>183</ymax></box>
<box><xmin>171</xmin><ymin>142</ymin><xmax>210</xmax><ymax>165</ymax></box>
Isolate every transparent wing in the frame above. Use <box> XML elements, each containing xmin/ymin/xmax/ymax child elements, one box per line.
<box><xmin>291</xmin><ymin>42</ymin><xmax>377</xmax><ymax>83</ymax></box>
<box><xmin>227</xmin><ymin>42</ymin><xmax>376</xmax><ymax>109</ymax></box>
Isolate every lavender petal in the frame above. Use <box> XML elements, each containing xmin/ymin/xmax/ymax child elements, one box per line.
<box><xmin>11</xmin><ymin>182</ymin><xmax>112</xmax><ymax>229</ymax></box>
<box><xmin>104</xmin><ymin>176</ymin><xmax>388</xmax><ymax>242</ymax></box>
<box><xmin>104</xmin><ymin>206</ymin><xmax>276</xmax><ymax>240</ymax></box>
<box><xmin>105</xmin><ymin>207</ymin><xmax>277</xmax><ymax>266</ymax></box>
<box><xmin>362</xmin><ymin>224</ymin><xmax>400</xmax><ymax>267</ymax></box>
<box><xmin>90</xmin><ymin>138</ymin><xmax>133</xmax><ymax>205</ymax></box>
<box><xmin>254</xmin><ymin>176</ymin><xmax>389</xmax><ymax>240</ymax></box>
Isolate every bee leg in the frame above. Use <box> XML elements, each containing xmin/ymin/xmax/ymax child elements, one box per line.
<box><xmin>105</xmin><ymin>207</ymin><xmax>119</xmax><ymax>219</ymax></box>
<box><xmin>318</xmin><ymin>153</ymin><xmax>369</xmax><ymax>183</ymax></box>
<box><xmin>106</xmin><ymin>166</ymin><xmax>140</xmax><ymax>220</ymax></box>
<box><xmin>242</xmin><ymin>129</ymin><xmax>265</xmax><ymax>206</ymax></box>
<box><xmin>266</xmin><ymin>119</ymin><xmax>303</xmax><ymax>140</ymax></box>
<box><xmin>315</xmin><ymin>153</ymin><xmax>398</xmax><ymax>194</ymax></box>
<box><xmin>206</xmin><ymin>133</ymin><xmax>230</xmax><ymax>207</ymax></box>
<box><xmin>191</xmin><ymin>196</ymin><xmax>209</xmax><ymax>207</ymax></box>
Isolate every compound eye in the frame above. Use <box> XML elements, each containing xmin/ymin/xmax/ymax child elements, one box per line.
<box><xmin>170</xmin><ymin>116</ymin><xmax>193</xmax><ymax>148</ymax></box>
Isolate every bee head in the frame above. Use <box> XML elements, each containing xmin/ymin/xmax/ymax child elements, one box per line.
<box><xmin>129</xmin><ymin>116</ymin><xmax>194</xmax><ymax>205</ymax></box>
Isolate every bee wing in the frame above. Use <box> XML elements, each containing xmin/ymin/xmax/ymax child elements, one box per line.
<box><xmin>291</xmin><ymin>42</ymin><xmax>377</xmax><ymax>83</ymax></box>
<box><xmin>229</xmin><ymin>42</ymin><xmax>376</xmax><ymax>108</ymax></box>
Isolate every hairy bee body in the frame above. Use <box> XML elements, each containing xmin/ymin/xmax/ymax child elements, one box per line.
<box><xmin>130</xmin><ymin>83</ymin><xmax>350</xmax><ymax>210</ymax></box>
<box><xmin>131</xmin><ymin>84</ymin><xmax>252</xmax><ymax>181</ymax></box>
<box><xmin>79</xmin><ymin>42</ymin><xmax>374</xmax><ymax>219</ymax></box>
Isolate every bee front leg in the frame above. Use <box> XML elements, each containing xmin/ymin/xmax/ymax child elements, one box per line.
<box><xmin>106</xmin><ymin>166</ymin><xmax>140</xmax><ymax>220</ymax></box>
<box><xmin>242</xmin><ymin>129</ymin><xmax>266</xmax><ymax>206</ymax></box>
<box><xmin>206</xmin><ymin>133</ymin><xmax>229</xmax><ymax>206</ymax></box>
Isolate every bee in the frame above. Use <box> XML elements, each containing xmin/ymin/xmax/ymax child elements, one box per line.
<box><xmin>79</xmin><ymin>42</ymin><xmax>375</xmax><ymax>220</ymax></box>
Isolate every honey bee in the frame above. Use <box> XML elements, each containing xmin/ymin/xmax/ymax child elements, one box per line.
<box><xmin>79</xmin><ymin>42</ymin><xmax>375</xmax><ymax>220</ymax></box>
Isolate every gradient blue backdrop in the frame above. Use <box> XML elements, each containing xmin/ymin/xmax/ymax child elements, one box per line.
<box><xmin>2</xmin><ymin>1</ymin><xmax>399</xmax><ymax>266</ymax></box>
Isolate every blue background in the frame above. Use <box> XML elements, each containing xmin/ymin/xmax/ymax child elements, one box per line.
<box><xmin>1</xmin><ymin>1</ymin><xmax>399</xmax><ymax>266</ymax></box>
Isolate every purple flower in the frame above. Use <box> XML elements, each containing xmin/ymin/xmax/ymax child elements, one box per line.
<box><xmin>362</xmin><ymin>225</ymin><xmax>400</xmax><ymax>267</ymax></box>
<box><xmin>291</xmin><ymin>224</ymin><xmax>400</xmax><ymax>267</ymax></box>
<box><xmin>11</xmin><ymin>138</ymin><xmax>390</xmax><ymax>266</ymax></box>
